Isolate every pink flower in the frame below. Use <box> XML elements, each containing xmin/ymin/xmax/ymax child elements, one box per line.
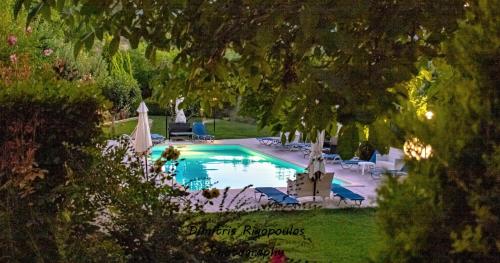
<box><xmin>9</xmin><ymin>54</ymin><xmax>17</xmax><ymax>63</ymax></box>
<box><xmin>7</xmin><ymin>35</ymin><xmax>17</xmax><ymax>46</ymax></box>
<box><xmin>270</xmin><ymin>250</ymin><xmax>287</xmax><ymax>263</ymax></box>
<box><xmin>25</xmin><ymin>26</ymin><xmax>33</xmax><ymax>35</ymax></box>
<box><xmin>43</xmin><ymin>48</ymin><xmax>53</xmax><ymax>56</ymax></box>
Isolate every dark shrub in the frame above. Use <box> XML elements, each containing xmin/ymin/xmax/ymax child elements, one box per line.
<box><xmin>0</xmin><ymin>80</ymin><xmax>104</xmax><ymax>261</ymax></box>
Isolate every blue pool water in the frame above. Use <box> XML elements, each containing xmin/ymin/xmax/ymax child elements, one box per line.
<box><xmin>150</xmin><ymin>145</ymin><xmax>342</xmax><ymax>191</ymax></box>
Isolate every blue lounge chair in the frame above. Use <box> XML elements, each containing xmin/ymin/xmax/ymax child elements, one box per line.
<box><xmin>285</xmin><ymin>142</ymin><xmax>310</xmax><ymax>151</ymax></box>
<box><xmin>256</xmin><ymin>137</ymin><xmax>280</xmax><ymax>146</ymax></box>
<box><xmin>340</xmin><ymin>150</ymin><xmax>378</xmax><ymax>168</ymax></box>
<box><xmin>331</xmin><ymin>183</ymin><xmax>365</xmax><ymax>206</ymax></box>
<box><xmin>257</xmin><ymin>137</ymin><xmax>272</xmax><ymax>144</ymax></box>
<box><xmin>151</xmin><ymin>133</ymin><xmax>166</xmax><ymax>145</ymax></box>
<box><xmin>302</xmin><ymin>146</ymin><xmax>330</xmax><ymax>158</ymax></box>
<box><xmin>192</xmin><ymin>122</ymin><xmax>215</xmax><ymax>142</ymax></box>
<box><xmin>255</xmin><ymin>187</ymin><xmax>300</xmax><ymax>207</ymax></box>
<box><xmin>322</xmin><ymin>153</ymin><xmax>342</xmax><ymax>163</ymax></box>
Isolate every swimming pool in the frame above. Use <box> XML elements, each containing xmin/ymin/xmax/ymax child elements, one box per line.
<box><xmin>150</xmin><ymin>145</ymin><xmax>342</xmax><ymax>190</ymax></box>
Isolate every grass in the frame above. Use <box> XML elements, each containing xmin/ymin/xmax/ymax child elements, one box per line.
<box><xmin>103</xmin><ymin>116</ymin><xmax>169</xmax><ymax>137</ymax></box>
<box><xmin>223</xmin><ymin>208</ymin><xmax>380</xmax><ymax>262</ymax></box>
<box><xmin>103</xmin><ymin>116</ymin><xmax>274</xmax><ymax>139</ymax></box>
<box><xmin>203</xmin><ymin>119</ymin><xmax>274</xmax><ymax>139</ymax></box>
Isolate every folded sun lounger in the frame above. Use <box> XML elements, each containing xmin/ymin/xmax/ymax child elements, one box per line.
<box><xmin>331</xmin><ymin>183</ymin><xmax>365</xmax><ymax>206</ymax></box>
<box><xmin>255</xmin><ymin>187</ymin><xmax>300</xmax><ymax>206</ymax></box>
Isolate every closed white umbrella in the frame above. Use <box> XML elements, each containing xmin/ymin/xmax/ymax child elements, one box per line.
<box><xmin>133</xmin><ymin>101</ymin><xmax>153</xmax><ymax>153</ymax></box>
<box><xmin>307</xmin><ymin>130</ymin><xmax>326</xmax><ymax>201</ymax></box>
<box><xmin>133</xmin><ymin>101</ymin><xmax>153</xmax><ymax>177</ymax></box>
<box><xmin>308</xmin><ymin>130</ymin><xmax>326</xmax><ymax>178</ymax></box>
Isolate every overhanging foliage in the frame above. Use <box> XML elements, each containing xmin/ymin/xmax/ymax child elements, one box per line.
<box><xmin>15</xmin><ymin>0</ymin><xmax>466</xmax><ymax>137</ymax></box>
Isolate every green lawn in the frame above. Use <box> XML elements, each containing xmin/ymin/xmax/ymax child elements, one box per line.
<box><xmin>103</xmin><ymin>116</ymin><xmax>274</xmax><ymax>139</ymax></box>
<box><xmin>204</xmin><ymin>119</ymin><xmax>274</xmax><ymax>139</ymax></box>
<box><xmin>228</xmin><ymin>208</ymin><xmax>380</xmax><ymax>262</ymax></box>
<box><xmin>103</xmin><ymin>116</ymin><xmax>169</xmax><ymax>137</ymax></box>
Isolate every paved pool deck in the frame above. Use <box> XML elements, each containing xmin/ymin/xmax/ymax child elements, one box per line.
<box><xmin>158</xmin><ymin>138</ymin><xmax>384</xmax><ymax>211</ymax></box>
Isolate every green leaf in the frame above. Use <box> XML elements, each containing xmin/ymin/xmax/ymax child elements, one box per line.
<box><xmin>129</xmin><ymin>34</ymin><xmax>140</xmax><ymax>49</ymax></box>
<box><xmin>313</xmin><ymin>46</ymin><xmax>322</xmax><ymax>57</ymax></box>
<box><xmin>27</xmin><ymin>2</ymin><xmax>43</xmax><ymax>26</ymax></box>
<box><xmin>40</xmin><ymin>2</ymin><xmax>51</xmax><ymax>20</ymax></box>
<box><xmin>248</xmin><ymin>75</ymin><xmax>261</xmax><ymax>91</ymax></box>
<box><xmin>73</xmin><ymin>39</ymin><xmax>83</xmax><ymax>58</ymax></box>
<box><xmin>94</xmin><ymin>27</ymin><xmax>103</xmax><ymax>40</ymax></box>
<box><xmin>82</xmin><ymin>32</ymin><xmax>95</xmax><ymax>50</ymax></box>
<box><xmin>288</xmin><ymin>130</ymin><xmax>296</xmax><ymax>142</ymax></box>
<box><xmin>421</xmin><ymin>69</ymin><xmax>432</xmax><ymax>81</ymax></box>
<box><xmin>170</xmin><ymin>0</ymin><xmax>187</xmax><ymax>8</ymax></box>
<box><xmin>56</xmin><ymin>0</ymin><xmax>65</xmax><ymax>12</ymax></box>
<box><xmin>299</xmin><ymin>5</ymin><xmax>318</xmax><ymax>39</ymax></box>
<box><xmin>214</xmin><ymin>63</ymin><xmax>228</xmax><ymax>80</ymax></box>
<box><xmin>328</xmin><ymin>122</ymin><xmax>339</xmax><ymax>136</ymax></box>
<box><xmin>109</xmin><ymin>35</ymin><xmax>121</xmax><ymax>56</ymax></box>
<box><xmin>13</xmin><ymin>0</ymin><xmax>24</xmax><ymax>19</ymax></box>
<box><xmin>145</xmin><ymin>44</ymin><xmax>155</xmax><ymax>60</ymax></box>
<box><xmin>255</xmin><ymin>27</ymin><xmax>274</xmax><ymax>48</ymax></box>
<box><xmin>260</xmin><ymin>61</ymin><xmax>271</xmax><ymax>75</ymax></box>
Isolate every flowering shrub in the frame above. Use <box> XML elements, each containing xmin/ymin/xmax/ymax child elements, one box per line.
<box><xmin>0</xmin><ymin>53</ymin><xmax>32</xmax><ymax>84</ymax></box>
<box><xmin>161</xmin><ymin>145</ymin><xmax>181</xmax><ymax>161</ymax></box>
<box><xmin>7</xmin><ymin>34</ymin><xmax>17</xmax><ymax>46</ymax></box>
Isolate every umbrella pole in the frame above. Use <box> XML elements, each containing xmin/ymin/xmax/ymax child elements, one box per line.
<box><xmin>313</xmin><ymin>171</ymin><xmax>320</xmax><ymax>202</ymax></box>
<box><xmin>144</xmin><ymin>155</ymin><xmax>149</xmax><ymax>181</ymax></box>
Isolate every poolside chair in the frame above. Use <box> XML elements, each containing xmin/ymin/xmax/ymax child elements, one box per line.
<box><xmin>257</xmin><ymin>137</ymin><xmax>272</xmax><ymax>144</ymax></box>
<box><xmin>192</xmin><ymin>122</ymin><xmax>215</xmax><ymax>143</ymax></box>
<box><xmin>331</xmin><ymin>183</ymin><xmax>365</xmax><ymax>207</ymax></box>
<box><xmin>340</xmin><ymin>150</ymin><xmax>377</xmax><ymax>168</ymax></box>
<box><xmin>302</xmin><ymin>145</ymin><xmax>330</xmax><ymax>158</ymax></box>
<box><xmin>255</xmin><ymin>187</ymin><xmax>300</xmax><ymax>207</ymax></box>
<box><xmin>151</xmin><ymin>133</ymin><xmax>166</xmax><ymax>145</ymax></box>
<box><xmin>322</xmin><ymin>153</ymin><xmax>342</xmax><ymax>163</ymax></box>
<box><xmin>256</xmin><ymin>137</ymin><xmax>281</xmax><ymax>146</ymax></box>
<box><xmin>284</xmin><ymin>142</ymin><xmax>309</xmax><ymax>151</ymax></box>
<box><xmin>369</xmin><ymin>164</ymin><xmax>408</xmax><ymax>179</ymax></box>
<box><xmin>375</xmin><ymin>147</ymin><xmax>405</xmax><ymax>170</ymax></box>
<box><xmin>339</xmin><ymin>157</ymin><xmax>360</xmax><ymax>168</ymax></box>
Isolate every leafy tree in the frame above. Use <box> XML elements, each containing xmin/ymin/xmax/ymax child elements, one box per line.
<box><xmin>129</xmin><ymin>44</ymin><xmax>160</xmax><ymax>99</ymax></box>
<box><xmin>375</xmin><ymin>1</ymin><xmax>500</xmax><ymax>261</ymax></box>
<box><xmin>14</xmin><ymin>0</ymin><xmax>465</xmax><ymax>137</ymax></box>
<box><xmin>12</xmin><ymin>1</ymin><xmax>500</xmax><ymax>262</ymax></box>
<box><xmin>337</xmin><ymin>124</ymin><xmax>359</xmax><ymax>159</ymax></box>
<box><xmin>99</xmin><ymin>51</ymin><xmax>141</xmax><ymax>133</ymax></box>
